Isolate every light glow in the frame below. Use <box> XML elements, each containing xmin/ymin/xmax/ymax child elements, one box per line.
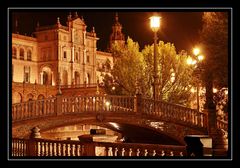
<box><xmin>193</xmin><ymin>48</ymin><xmax>200</xmax><ymax>56</ymax></box>
<box><xmin>150</xmin><ymin>16</ymin><xmax>161</xmax><ymax>32</ymax></box>
<box><xmin>198</xmin><ymin>55</ymin><xmax>204</xmax><ymax>61</ymax></box>
<box><xmin>213</xmin><ymin>88</ymin><xmax>218</xmax><ymax>93</ymax></box>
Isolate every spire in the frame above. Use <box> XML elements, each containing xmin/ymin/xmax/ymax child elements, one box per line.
<box><xmin>115</xmin><ymin>12</ymin><xmax>119</xmax><ymax>22</ymax></box>
<box><xmin>81</xmin><ymin>16</ymin><xmax>84</xmax><ymax>22</ymax></box>
<box><xmin>109</xmin><ymin>13</ymin><xmax>125</xmax><ymax>50</ymax></box>
<box><xmin>92</xmin><ymin>26</ymin><xmax>95</xmax><ymax>33</ymax></box>
<box><xmin>75</xmin><ymin>12</ymin><xmax>78</xmax><ymax>18</ymax></box>
<box><xmin>56</xmin><ymin>17</ymin><xmax>61</xmax><ymax>27</ymax></box>
<box><xmin>68</xmin><ymin>12</ymin><xmax>72</xmax><ymax>21</ymax></box>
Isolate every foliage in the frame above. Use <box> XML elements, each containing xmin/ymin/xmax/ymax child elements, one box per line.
<box><xmin>103</xmin><ymin>37</ymin><xmax>144</xmax><ymax>96</ymax></box>
<box><xmin>200</xmin><ymin>12</ymin><xmax>228</xmax><ymax>88</ymax></box>
<box><xmin>103</xmin><ymin>37</ymin><xmax>196</xmax><ymax>106</ymax></box>
<box><xmin>142</xmin><ymin>42</ymin><xmax>195</xmax><ymax>105</ymax></box>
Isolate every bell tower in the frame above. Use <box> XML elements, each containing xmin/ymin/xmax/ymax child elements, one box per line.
<box><xmin>109</xmin><ymin>13</ymin><xmax>125</xmax><ymax>50</ymax></box>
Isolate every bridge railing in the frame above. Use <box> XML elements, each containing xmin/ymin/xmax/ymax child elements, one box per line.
<box><xmin>12</xmin><ymin>95</ymin><xmax>135</xmax><ymax>122</ymax></box>
<box><xmin>11</xmin><ymin>138</ymin><xmax>186</xmax><ymax>157</ymax></box>
<box><xmin>12</xmin><ymin>97</ymin><xmax>56</xmax><ymax>122</ymax></box>
<box><xmin>12</xmin><ymin>94</ymin><xmax>229</xmax><ymax>132</ymax></box>
<box><xmin>60</xmin><ymin>95</ymin><xmax>135</xmax><ymax>114</ymax></box>
<box><xmin>141</xmin><ymin>98</ymin><xmax>208</xmax><ymax>129</ymax></box>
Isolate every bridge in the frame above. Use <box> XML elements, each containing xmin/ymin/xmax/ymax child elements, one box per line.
<box><xmin>11</xmin><ymin>94</ymin><xmax>228</xmax><ymax>157</ymax></box>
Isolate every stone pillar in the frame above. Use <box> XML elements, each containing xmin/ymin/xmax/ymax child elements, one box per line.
<box><xmin>134</xmin><ymin>93</ymin><xmax>142</xmax><ymax>114</ymax></box>
<box><xmin>204</xmin><ymin>108</ymin><xmax>228</xmax><ymax>156</ymax></box>
<box><xmin>203</xmin><ymin>109</ymin><xmax>217</xmax><ymax>135</ymax></box>
<box><xmin>27</xmin><ymin>127</ymin><xmax>41</xmax><ymax>156</ymax></box>
<box><xmin>78</xmin><ymin>135</ymin><xmax>96</xmax><ymax>156</ymax></box>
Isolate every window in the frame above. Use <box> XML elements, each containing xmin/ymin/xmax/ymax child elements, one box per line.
<box><xmin>64</xmin><ymin>36</ymin><xmax>67</xmax><ymax>41</ymax></box>
<box><xmin>87</xmin><ymin>55</ymin><xmax>90</xmax><ymax>63</ymax></box>
<box><xmin>63</xmin><ymin>51</ymin><xmax>67</xmax><ymax>59</ymax></box>
<box><xmin>20</xmin><ymin>48</ymin><xmax>24</xmax><ymax>60</ymax></box>
<box><xmin>24</xmin><ymin>66</ymin><xmax>30</xmax><ymax>83</ymax></box>
<box><xmin>75</xmin><ymin>52</ymin><xmax>78</xmax><ymax>62</ymax></box>
<box><xmin>12</xmin><ymin>47</ymin><xmax>17</xmax><ymax>59</ymax></box>
<box><xmin>27</xmin><ymin>50</ymin><xmax>32</xmax><ymax>61</ymax></box>
<box><xmin>86</xmin><ymin>51</ymin><xmax>90</xmax><ymax>63</ymax></box>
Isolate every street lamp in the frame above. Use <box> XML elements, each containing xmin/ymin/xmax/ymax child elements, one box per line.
<box><xmin>192</xmin><ymin>47</ymin><xmax>204</xmax><ymax>112</ymax></box>
<box><xmin>150</xmin><ymin>15</ymin><xmax>161</xmax><ymax>101</ymax></box>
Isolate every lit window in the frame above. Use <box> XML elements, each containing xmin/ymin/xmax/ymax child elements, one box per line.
<box><xmin>64</xmin><ymin>51</ymin><xmax>67</xmax><ymax>59</ymax></box>
<box><xmin>12</xmin><ymin>47</ymin><xmax>17</xmax><ymax>59</ymax></box>
<box><xmin>20</xmin><ymin>48</ymin><xmax>24</xmax><ymax>60</ymax></box>
<box><xmin>27</xmin><ymin>50</ymin><xmax>32</xmax><ymax>61</ymax></box>
<box><xmin>24</xmin><ymin>66</ymin><xmax>30</xmax><ymax>83</ymax></box>
<box><xmin>75</xmin><ymin>52</ymin><xmax>78</xmax><ymax>61</ymax></box>
<box><xmin>87</xmin><ymin>55</ymin><xmax>90</xmax><ymax>63</ymax></box>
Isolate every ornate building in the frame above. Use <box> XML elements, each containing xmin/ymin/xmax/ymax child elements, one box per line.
<box><xmin>12</xmin><ymin>12</ymin><xmax>125</xmax><ymax>103</ymax></box>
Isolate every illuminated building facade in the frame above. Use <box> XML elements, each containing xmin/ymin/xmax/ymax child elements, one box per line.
<box><xmin>12</xmin><ymin>12</ymin><xmax>125</xmax><ymax>103</ymax></box>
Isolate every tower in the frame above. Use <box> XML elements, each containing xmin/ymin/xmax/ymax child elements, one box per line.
<box><xmin>109</xmin><ymin>13</ymin><xmax>125</xmax><ymax>50</ymax></box>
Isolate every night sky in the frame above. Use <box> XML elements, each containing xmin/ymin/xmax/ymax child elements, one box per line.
<box><xmin>12</xmin><ymin>11</ymin><xmax>203</xmax><ymax>53</ymax></box>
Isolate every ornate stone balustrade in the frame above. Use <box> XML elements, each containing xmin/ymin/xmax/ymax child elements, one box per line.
<box><xmin>141</xmin><ymin>98</ymin><xmax>208</xmax><ymax>129</ymax></box>
<box><xmin>12</xmin><ymin>94</ymin><xmax>228</xmax><ymax>133</ymax></box>
<box><xmin>12</xmin><ymin>97</ymin><xmax>56</xmax><ymax>121</ymax></box>
<box><xmin>95</xmin><ymin>141</ymin><xmax>186</xmax><ymax>157</ymax></box>
<box><xmin>12</xmin><ymin>138</ymin><xmax>186</xmax><ymax>157</ymax></box>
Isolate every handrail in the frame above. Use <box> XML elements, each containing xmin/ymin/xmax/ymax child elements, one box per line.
<box><xmin>12</xmin><ymin>94</ymin><xmax>228</xmax><ymax>132</ymax></box>
<box><xmin>12</xmin><ymin>138</ymin><xmax>186</xmax><ymax>157</ymax></box>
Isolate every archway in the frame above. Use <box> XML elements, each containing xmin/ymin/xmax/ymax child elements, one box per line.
<box><xmin>12</xmin><ymin>92</ymin><xmax>22</xmax><ymax>104</ymax></box>
<box><xmin>37</xmin><ymin>94</ymin><xmax>45</xmax><ymax>100</ymax></box>
<box><xmin>27</xmin><ymin>93</ymin><xmax>34</xmax><ymax>101</ymax></box>
<box><xmin>41</xmin><ymin>66</ymin><xmax>52</xmax><ymax>85</ymax></box>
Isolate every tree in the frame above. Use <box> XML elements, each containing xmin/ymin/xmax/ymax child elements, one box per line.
<box><xmin>142</xmin><ymin>41</ymin><xmax>195</xmax><ymax>105</ymax></box>
<box><xmin>103</xmin><ymin>37</ymin><xmax>144</xmax><ymax>96</ymax></box>
<box><xmin>200</xmin><ymin>12</ymin><xmax>228</xmax><ymax>88</ymax></box>
<box><xmin>103</xmin><ymin>37</ymin><xmax>196</xmax><ymax>106</ymax></box>
<box><xmin>200</xmin><ymin>12</ymin><xmax>228</xmax><ymax>109</ymax></box>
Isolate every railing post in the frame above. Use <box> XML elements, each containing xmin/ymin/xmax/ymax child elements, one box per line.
<box><xmin>55</xmin><ymin>94</ymin><xmax>62</xmax><ymax>116</ymax></box>
<box><xmin>78</xmin><ymin>135</ymin><xmax>96</xmax><ymax>156</ymax></box>
<box><xmin>83</xmin><ymin>143</ymin><xmax>96</xmax><ymax>156</ymax></box>
<box><xmin>134</xmin><ymin>93</ymin><xmax>142</xmax><ymax>114</ymax></box>
<box><xmin>28</xmin><ymin>127</ymin><xmax>41</xmax><ymax>156</ymax></box>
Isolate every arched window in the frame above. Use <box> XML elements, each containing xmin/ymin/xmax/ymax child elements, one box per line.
<box><xmin>87</xmin><ymin>73</ymin><xmax>91</xmax><ymax>84</ymax></box>
<box><xmin>12</xmin><ymin>47</ymin><xmax>17</xmax><ymax>59</ymax></box>
<box><xmin>86</xmin><ymin>51</ymin><xmax>90</xmax><ymax>63</ymax></box>
<box><xmin>27</xmin><ymin>50</ymin><xmax>32</xmax><ymax>61</ymax></box>
<box><xmin>63</xmin><ymin>51</ymin><xmax>67</xmax><ymax>60</ymax></box>
<box><xmin>75</xmin><ymin>52</ymin><xmax>79</xmax><ymax>62</ymax></box>
<box><xmin>20</xmin><ymin>48</ymin><xmax>24</xmax><ymax>60</ymax></box>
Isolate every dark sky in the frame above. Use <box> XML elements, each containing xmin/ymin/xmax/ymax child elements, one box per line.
<box><xmin>12</xmin><ymin>11</ymin><xmax>203</xmax><ymax>53</ymax></box>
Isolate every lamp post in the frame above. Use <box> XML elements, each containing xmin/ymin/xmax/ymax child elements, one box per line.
<box><xmin>193</xmin><ymin>47</ymin><xmax>204</xmax><ymax>112</ymax></box>
<box><xmin>187</xmin><ymin>47</ymin><xmax>204</xmax><ymax>111</ymax></box>
<box><xmin>150</xmin><ymin>16</ymin><xmax>161</xmax><ymax>101</ymax></box>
